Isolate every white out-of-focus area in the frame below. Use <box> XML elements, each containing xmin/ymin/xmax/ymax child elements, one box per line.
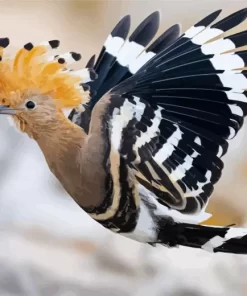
<box><xmin>1</xmin><ymin>1</ymin><xmax>247</xmax><ymax>295</ymax></box>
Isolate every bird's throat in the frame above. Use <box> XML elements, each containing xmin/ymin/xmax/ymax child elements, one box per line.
<box><xmin>34</xmin><ymin>116</ymin><xmax>107</xmax><ymax>209</ymax></box>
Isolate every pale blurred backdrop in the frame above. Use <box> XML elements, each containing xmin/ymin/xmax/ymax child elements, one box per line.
<box><xmin>1</xmin><ymin>1</ymin><xmax>247</xmax><ymax>295</ymax></box>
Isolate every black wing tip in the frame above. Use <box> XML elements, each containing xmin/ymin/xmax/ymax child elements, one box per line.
<box><xmin>150</xmin><ymin>10</ymin><xmax>161</xmax><ymax>31</ymax></box>
<box><xmin>147</xmin><ymin>10</ymin><xmax>161</xmax><ymax>21</ymax></box>
<box><xmin>147</xmin><ymin>23</ymin><xmax>181</xmax><ymax>53</ymax></box>
<box><xmin>195</xmin><ymin>9</ymin><xmax>222</xmax><ymax>27</ymax></box>
<box><xmin>111</xmin><ymin>14</ymin><xmax>131</xmax><ymax>39</ymax></box>
<box><xmin>88</xmin><ymin>68</ymin><xmax>98</xmax><ymax>80</ymax></box>
<box><xmin>228</xmin><ymin>7</ymin><xmax>247</xmax><ymax>17</ymax></box>
<box><xmin>171</xmin><ymin>23</ymin><xmax>181</xmax><ymax>33</ymax></box>
<box><xmin>135</xmin><ymin>10</ymin><xmax>160</xmax><ymax>26</ymax></box>
<box><xmin>85</xmin><ymin>54</ymin><xmax>96</xmax><ymax>68</ymax></box>
<box><xmin>212</xmin><ymin>7</ymin><xmax>247</xmax><ymax>30</ymax></box>
<box><xmin>233</xmin><ymin>7</ymin><xmax>247</xmax><ymax>22</ymax></box>
<box><xmin>129</xmin><ymin>11</ymin><xmax>160</xmax><ymax>46</ymax></box>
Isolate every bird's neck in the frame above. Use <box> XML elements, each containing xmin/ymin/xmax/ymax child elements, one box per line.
<box><xmin>34</xmin><ymin>115</ymin><xmax>108</xmax><ymax>209</ymax></box>
<box><xmin>34</xmin><ymin>114</ymin><xmax>86</xmax><ymax>153</ymax></box>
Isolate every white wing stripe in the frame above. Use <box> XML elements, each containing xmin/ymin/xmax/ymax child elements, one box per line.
<box><xmin>154</xmin><ymin>125</ymin><xmax>183</xmax><ymax>164</ymax></box>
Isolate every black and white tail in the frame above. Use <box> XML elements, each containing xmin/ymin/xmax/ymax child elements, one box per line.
<box><xmin>158</xmin><ymin>221</ymin><xmax>247</xmax><ymax>254</ymax></box>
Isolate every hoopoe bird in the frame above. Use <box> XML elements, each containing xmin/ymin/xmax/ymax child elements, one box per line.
<box><xmin>1</xmin><ymin>9</ymin><xmax>247</xmax><ymax>254</ymax></box>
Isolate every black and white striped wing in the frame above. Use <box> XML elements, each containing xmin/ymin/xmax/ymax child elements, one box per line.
<box><xmin>69</xmin><ymin>11</ymin><xmax>180</xmax><ymax>132</ymax></box>
<box><xmin>106</xmin><ymin>8</ymin><xmax>247</xmax><ymax>215</ymax></box>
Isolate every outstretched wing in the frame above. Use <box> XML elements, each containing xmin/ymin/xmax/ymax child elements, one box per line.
<box><xmin>102</xmin><ymin>8</ymin><xmax>247</xmax><ymax>214</ymax></box>
<box><xmin>69</xmin><ymin>11</ymin><xmax>180</xmax><ymax>133</ymax></box>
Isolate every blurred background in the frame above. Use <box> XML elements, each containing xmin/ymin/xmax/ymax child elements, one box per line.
<box><xmin>1</xmin><ymin>0</ymin><xmax>247</xmax><ymax>295</ymax></box>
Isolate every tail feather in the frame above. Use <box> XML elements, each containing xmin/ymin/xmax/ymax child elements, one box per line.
<box><xmin>158</xmin><ymin>222</ymin><xmax>247</xmax><ymax>254</ymax></box>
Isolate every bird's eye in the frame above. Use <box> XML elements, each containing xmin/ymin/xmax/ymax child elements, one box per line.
<box><xmin>25</xmin><ymin>101</ymin><xmax>36</xmax><ymax>110</ymax></box>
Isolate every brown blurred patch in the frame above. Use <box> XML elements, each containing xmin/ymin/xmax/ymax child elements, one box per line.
<box><xmin>21</xmin><ymin>227</ymin><xmax>96</xmax><ymax>254</ymax></box>
<box><xmin>203</xmin><ymin>199</ymin><xmax>245</xmax><ymax>226</ymax></box>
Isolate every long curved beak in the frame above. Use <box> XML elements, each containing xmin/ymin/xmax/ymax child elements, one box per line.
<box><xmin>0</xmin><ymin>105</ymin><xmax>17</xmax><ymax>115</ymax></box>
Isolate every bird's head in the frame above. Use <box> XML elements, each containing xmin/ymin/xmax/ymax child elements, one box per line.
<box><xmin>0</xmin><ymin>39</ymin><xmax>92</xmax><ymax>138</ymax></box>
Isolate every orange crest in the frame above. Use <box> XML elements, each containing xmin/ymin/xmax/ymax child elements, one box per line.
<box><xmin>0</xmin><ymin>39</ymin><xmax>94</xmax><ymax>108</ymax></box>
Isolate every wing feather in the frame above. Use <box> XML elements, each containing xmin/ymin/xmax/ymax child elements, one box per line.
<box><xmin>106</xmin><ymin>8</ymin><xmax>247</xmax><ymax>214</ymax></box>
